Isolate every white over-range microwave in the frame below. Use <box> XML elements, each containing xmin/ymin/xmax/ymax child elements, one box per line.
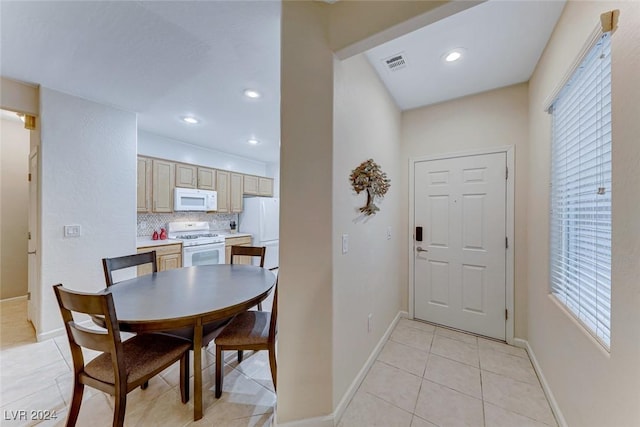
<box><xmin>174</xmin><ymin>187</ymin><xmax>217</xmax><ymax>211</ymax></box>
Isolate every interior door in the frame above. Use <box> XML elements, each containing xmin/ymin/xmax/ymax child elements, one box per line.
<box><xmin>27</xmin><ymin>150</ymin><xmax>39</xmax><ymax>324</ymax></box>
<box><xmin>414</xmin><ymin>152</ymin><xmax>506</xmax><ymax>340</ymax></box>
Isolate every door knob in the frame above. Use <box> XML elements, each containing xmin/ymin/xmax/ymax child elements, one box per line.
<box><xmin>416</xmin><ymin>247</ymin><xmax>428</xmax><ymax>253</ymax></box>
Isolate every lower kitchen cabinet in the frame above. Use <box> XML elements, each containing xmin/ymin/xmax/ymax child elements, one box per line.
<box><xmin>137</xmin><ymin>243</ymin><xmax>182</xmax><ymax>275</ymax></box>
<box><xmin>224</xmin><ymin>235</ymin><xmax>252</xmax><ymax>264</ymax></box>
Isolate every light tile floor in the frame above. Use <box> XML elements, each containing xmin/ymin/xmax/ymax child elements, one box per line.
<box><xmin>339</xmin><ymin>318</ymin><xmax>557</xmax><ymax>427</ymax></box>
<box><xmin>0</xmin><ymin>297</ymin><xmax>275</xmax><ymax>427</ymax></box>
<box><xmin>1</xmin><ymin>299</ymin><xmax>556</xmax><ymax>427</ymax></box>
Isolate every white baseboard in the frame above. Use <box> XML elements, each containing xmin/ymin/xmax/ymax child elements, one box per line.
<box><xmin>513</xmin><ymin>338</ymin><xmax>567</xmax><ymax>427</ymax></box>
<box><xmin>332</xmin><ymin>310</ymin><xmax>404</xmax><ymax>425</ymax></box>
<box><xmin>274</xmin><ymin>414</ymin><xmax>334</xmax><ymax>427</ymax></box>
<box><xmin>276</xmin><ymin>310</ymin><xmax>406</xmax><ymax>427</ymax></box>
<box><xmin>0</xmin><ymin>295</ymin><xmax>28</xmax><ymax>303</ymax></box>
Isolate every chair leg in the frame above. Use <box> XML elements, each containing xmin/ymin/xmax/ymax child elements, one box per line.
<box><xmin>215</xmin><ymin>346</ymin><xmax>223</xmax><ymax>399</ymax></box>
<box><xmin>268</xmin><ymin>346</ymin><xmax>277</xmax><ymax>391</ymax></box>
<box><xmin>141</xmin><ymin>381</ymin><xmax>149</xmax><ymax>390</ymax></box>
<box><xmin>66</xmin><ymin>380</ymin><xmax>84</xmax><ymax>427</ymax></box>
<box><xmin>113</xmin><ymin>394</ymin><xmax>127</xmax><ymax>427</ymax></box>
<box><xmin>180</xmin><ymin>351</ymin><xmax>190</xmax><ymax>403</ymax></box>
<box><xmin>237</xmin><ymin>350</ymin><xmax>244</xmax><ymax>363</ymax></box>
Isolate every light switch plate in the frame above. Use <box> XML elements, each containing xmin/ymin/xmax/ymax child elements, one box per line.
<box><xmin>64</xmin><ymin>225</ymin><xmax>81</xmax><ymax>237</ymax></box>
<box><xmin>342</xmin><ymin>234</ymin><xmax>348</xmax><ymax>254</ymax></box>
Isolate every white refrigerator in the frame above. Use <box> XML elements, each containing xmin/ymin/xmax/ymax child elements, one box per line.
<box><xmin>239</xmin><ymin>197</ymin><xmax>279</xmax><ymax>270</ymax></box>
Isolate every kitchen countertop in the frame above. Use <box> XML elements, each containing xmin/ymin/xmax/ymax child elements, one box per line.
<box><xmin>137</xmin><ymin>237</ymin><xmax>182</xmax><ymax>248</ymax></box>
<box><xmin>137</xmin><ymin>233</ymin><xmax>252</xmax><ymax>248</ymax></box>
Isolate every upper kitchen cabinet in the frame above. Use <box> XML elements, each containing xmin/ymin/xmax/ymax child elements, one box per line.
<box><xmin>216</xmin><ymin>171</ymin><xmax>243</xmax><ymax>213</ymax></box>
<box><xmin>197</xmin><ymin>167</ymin><xmax>216</xmax><ymax>191</ymax></box>
<box><xmin>152</xmin><ymin>159</ymin><xmax>174</xmax><ymax>212</ymax></box>
<box><xmin>243</xmin><ymin>175</ymin><xmax>274</xmax><ymax>197</ymax></box>
<box><xmin>137</xmin><ymin>157</ymin><xmax>152</xmax><ymax>212</ymax></box>
<box><xmin>230</xmin><ymin>172</ymin><xmax>243</xmax><ymax>212</ymax></box>
<box><xmin>216</xmin><ymin>170</ymin><xmax>230</xmax><ymax>213</ymax></box>
<box><xmin>175</xmin><ymin>163</ymin><xmax>197</xmax><ymax>188</ymax></box>
<box><xmin>258</xmin><ymin>177</ymin><xmax>274</xmax><ymax>196</ymax></box>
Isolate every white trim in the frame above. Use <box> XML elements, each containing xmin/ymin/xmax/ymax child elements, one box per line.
<box><xmin>333</xmin><ymin>310</ymin><xmax>404</xmax><ymax>425</ymax></box>
<box><xmin>36</xmin><ymin>327</ymin><xmax>66</xmax><ymax>342</ymax></box>
<box><xmin>275</xmin><ymin>311</ymin><xmax>407</xmax><ymax>427</ymax></box>
<box><xmin>274</xmin><ymin>414</ymin><xmax>334</xmax><ymax>427</ymax></box>
<box><xmin>514</xmin><ymin>338</ymin><xmax>568</xmax><ymax>427</ymax></box>
<box><xmin>543</xmin><ymin>23</ymin><xmax>603</xmax><ymax>112</ymax></box>
<box><xmin>408</xmin><ymin>145</ymin><xmax>515</xmax><ymax>343</ymax></box>
<box><xmin>0</xmin><ymin>294</ymin><xmax>28</xmax><ymax>303</ymax></box>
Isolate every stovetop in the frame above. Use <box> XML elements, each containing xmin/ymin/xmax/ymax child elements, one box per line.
<box><xmin>167</xmin><ymin>221</ymin><xmax>226</xmax><ymax>246</ymax></box>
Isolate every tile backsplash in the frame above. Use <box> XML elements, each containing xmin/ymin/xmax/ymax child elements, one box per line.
<box><xmin>137</xmin><ymin>213</ymin><xmax>238</xmax><ymax>237</ymax></box>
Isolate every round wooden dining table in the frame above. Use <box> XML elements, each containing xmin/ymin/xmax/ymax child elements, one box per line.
<box><xmin>101</xmin><ymin>264</ymin><xmax>276</xmax><ymax>421</ymax></box>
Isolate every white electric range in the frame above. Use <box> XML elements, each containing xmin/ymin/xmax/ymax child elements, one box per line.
<box><xmin>167</xmin><ymin>221</ymin><xmax>226</xmax><ymax>267</ymax></box>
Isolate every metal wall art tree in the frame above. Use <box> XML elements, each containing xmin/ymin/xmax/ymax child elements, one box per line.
<box><xmin>349</xmin><ymin>159</ymin><xmax>391</xmax><ymax>216</ymax></box>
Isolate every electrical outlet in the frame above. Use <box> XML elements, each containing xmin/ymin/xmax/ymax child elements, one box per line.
<box><xmin>342</xmin><ymin>234</ymin><xmax>349</xmax><ymax>254</ymax></box>
<box><xmin>387</xmin><ymin>226</ymin><xmax>392</xmax><ymax>240</ymax></box>
<box><xmin>368</xmin><ymin>313</ymin><xmax>373</xmax><ymax>333</ymax></box>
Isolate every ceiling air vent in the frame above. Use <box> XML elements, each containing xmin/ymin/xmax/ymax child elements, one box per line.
<box><xmin>383</xmin><ymin>53</ymin><xmax>407</xmax><ymax>72</ymax></box>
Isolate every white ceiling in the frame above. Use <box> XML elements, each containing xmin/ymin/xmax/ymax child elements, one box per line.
<box><xmin>366</xmin><ymin>0</ymin><xmax>566</xmax><ymax>110</ymax></box>
<box><xmin>1</xmin><ymin>1</ymin><xmax>565</xmax><ymax>164</ymax></box>
<box><xmin>0</xmin><ymin>1</ymin><xmax>282</xmax><ymax>163</ymax></box>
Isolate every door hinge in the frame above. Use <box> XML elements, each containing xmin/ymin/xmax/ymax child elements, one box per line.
<box><xmin>505</xmin><ymin>237</ymin><xmax>509</xmax><ymax>249</ymax></box>
<box><xmin>27</xmin><ymin>292</ymin><xmax>31</xmax><ymax>301</ymax></box>
<box><xmin>505</xmin><ymin>166</ymin><xmax>509</xmax><ymax>180</ymax></box>
<box><xmin>28</xmin><ymin>231</ymin><xmax>31</xmax><ymax>240</ymax></box>
<box><xmin>28</xmin><ymin>173</ymin><xmax>32</xmax><ymax>182</ymax></box>
<box><xmin>505</xmin><ymin>309</ymin><xmax>508</xmax><ymax>320</ymax></box>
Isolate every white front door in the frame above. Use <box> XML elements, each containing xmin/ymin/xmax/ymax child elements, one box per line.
<box><xmin>414</xmin><ymin>152</ymin><xmax>506</xmax><ymax>340</ymax></box>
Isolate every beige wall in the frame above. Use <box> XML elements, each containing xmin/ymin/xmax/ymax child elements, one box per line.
<box><xmin>280</xmin><ymin>2</ymin><xmax>334</xmax><ymax>423</ymax></box>
<box><xmin>0</xmin><ymin>117</ymin><xmax>30</xmax><ymax>299</ymax></box>
<box><xmin>332</xmin><ymin>54</ymin><xmax>403</xmax><ymax>407</ymax></box>
<box><xmin>402</xmin><ymin>83</ymin><xmax>529</xmax><ymax>338</ymax></box>
<box><xmin>527</xmin><ymin>1</ymin><xmax>640</xmax><ymax>425</ymax></box>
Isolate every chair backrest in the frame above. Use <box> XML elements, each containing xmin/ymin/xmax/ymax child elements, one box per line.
<box><xmin>230</xmin><ymin>246</ymin><xmax>266</xmax><ymax>267</ymax></box>
<box><xmin>102</xmin><ymin>251</ymin><xmax>157</xmax><ymax>287</ymax></box>
<box><xmin>53</xmin><ymin>284</ymin><xmax>126</xmax><ymax>387</ymax></box>
<box><xmin>268</xmin><ymin>278</ymin><xmax>278</xmax><ymax>343</ymax></box>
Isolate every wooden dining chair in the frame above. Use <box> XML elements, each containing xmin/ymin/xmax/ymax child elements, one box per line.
<box><xmin>53</xmin><ymin>284</ymin><xmax>191</xmax><ymax>427</ymax></box>
<box><xmin>230</xmin><ymin>245</ymin><xmax>266</xmax><ymax>310</ymax></box>
<box><xmin>102</xmin><ymin>251</ymin><xmax>157</xmax><ymax>287</ymax></box>
<box><xmin>214</xmin><ymin>278</ymin><xmax>277</xmax><ymax>398</ymax></box>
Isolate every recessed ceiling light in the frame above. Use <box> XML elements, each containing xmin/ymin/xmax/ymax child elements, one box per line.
<box><xmin>244</xmin><ymin>89</ymin><xmax>261</xmax><ymax>99</ymax></box>
<box><xmin>181</xmin><ymin>116</ymin><xmax>199</xmax><ymax>124</ymax></box>
<box><xmin>443</xmin><ymin>48</ymin><xmax>466</xmax><ymax>63</ymax></box>
<box><xmin>248</xmin><ymin>138</ymin><xmax>260</xmax><ymax>145</ymax></box>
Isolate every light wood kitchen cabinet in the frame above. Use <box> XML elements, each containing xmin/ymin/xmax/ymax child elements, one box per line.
<box><xmin>137</xmin><ymin>243</ymin><xmax>182</xmax><ymax>275</ymax></box>
<box><xmin>216</xmin><ymin>170</ymin><xmax>230</xmax><ymax>212</ymax></box>
<box><xmin>243</xmin><ymin>175</ymin><xmax>259</xmax><ymax>195</ymax></box>
<box><xmin>197</xmin><ymin>167</ymin><xmax>216</xmax><ymax>190</ymax></box>
<box><xmin>137</xmin><ymin>157</ymin><xmax>152</xmax><ymax>212</ymax></box>
<box><xmin>175</xmin><ymin>163</ymin><xmax>197</xmax><ymax>188</ymax></box>
<box><xmin>224</xmin><ymin>235</ymin><xmax>252</xmax><ymax>264</ymax></box>
<box><xmin>230</xmin><ymin>173</ymin><xmax>243</xmax><ymax>212</ymax></box>
<box><xmin>152</xmin><ymin>159</ymin><xmax>174</xmax><ymax>212</ymax></box>
<box><xmin>243</xmin><ymin>175</ymin><xmax>274</xmax><ymax>197</ymax></box>
<box><xmin>258</xmin><ymin>177</ymin><xmax>274</xmax><ymax>196</ymax></box>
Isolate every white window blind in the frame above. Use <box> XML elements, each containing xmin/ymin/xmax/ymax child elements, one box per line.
<box><xmin>549</xmin><ymin>32</ymin><xmax>612</xmax><ymax>348</ymax></box>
